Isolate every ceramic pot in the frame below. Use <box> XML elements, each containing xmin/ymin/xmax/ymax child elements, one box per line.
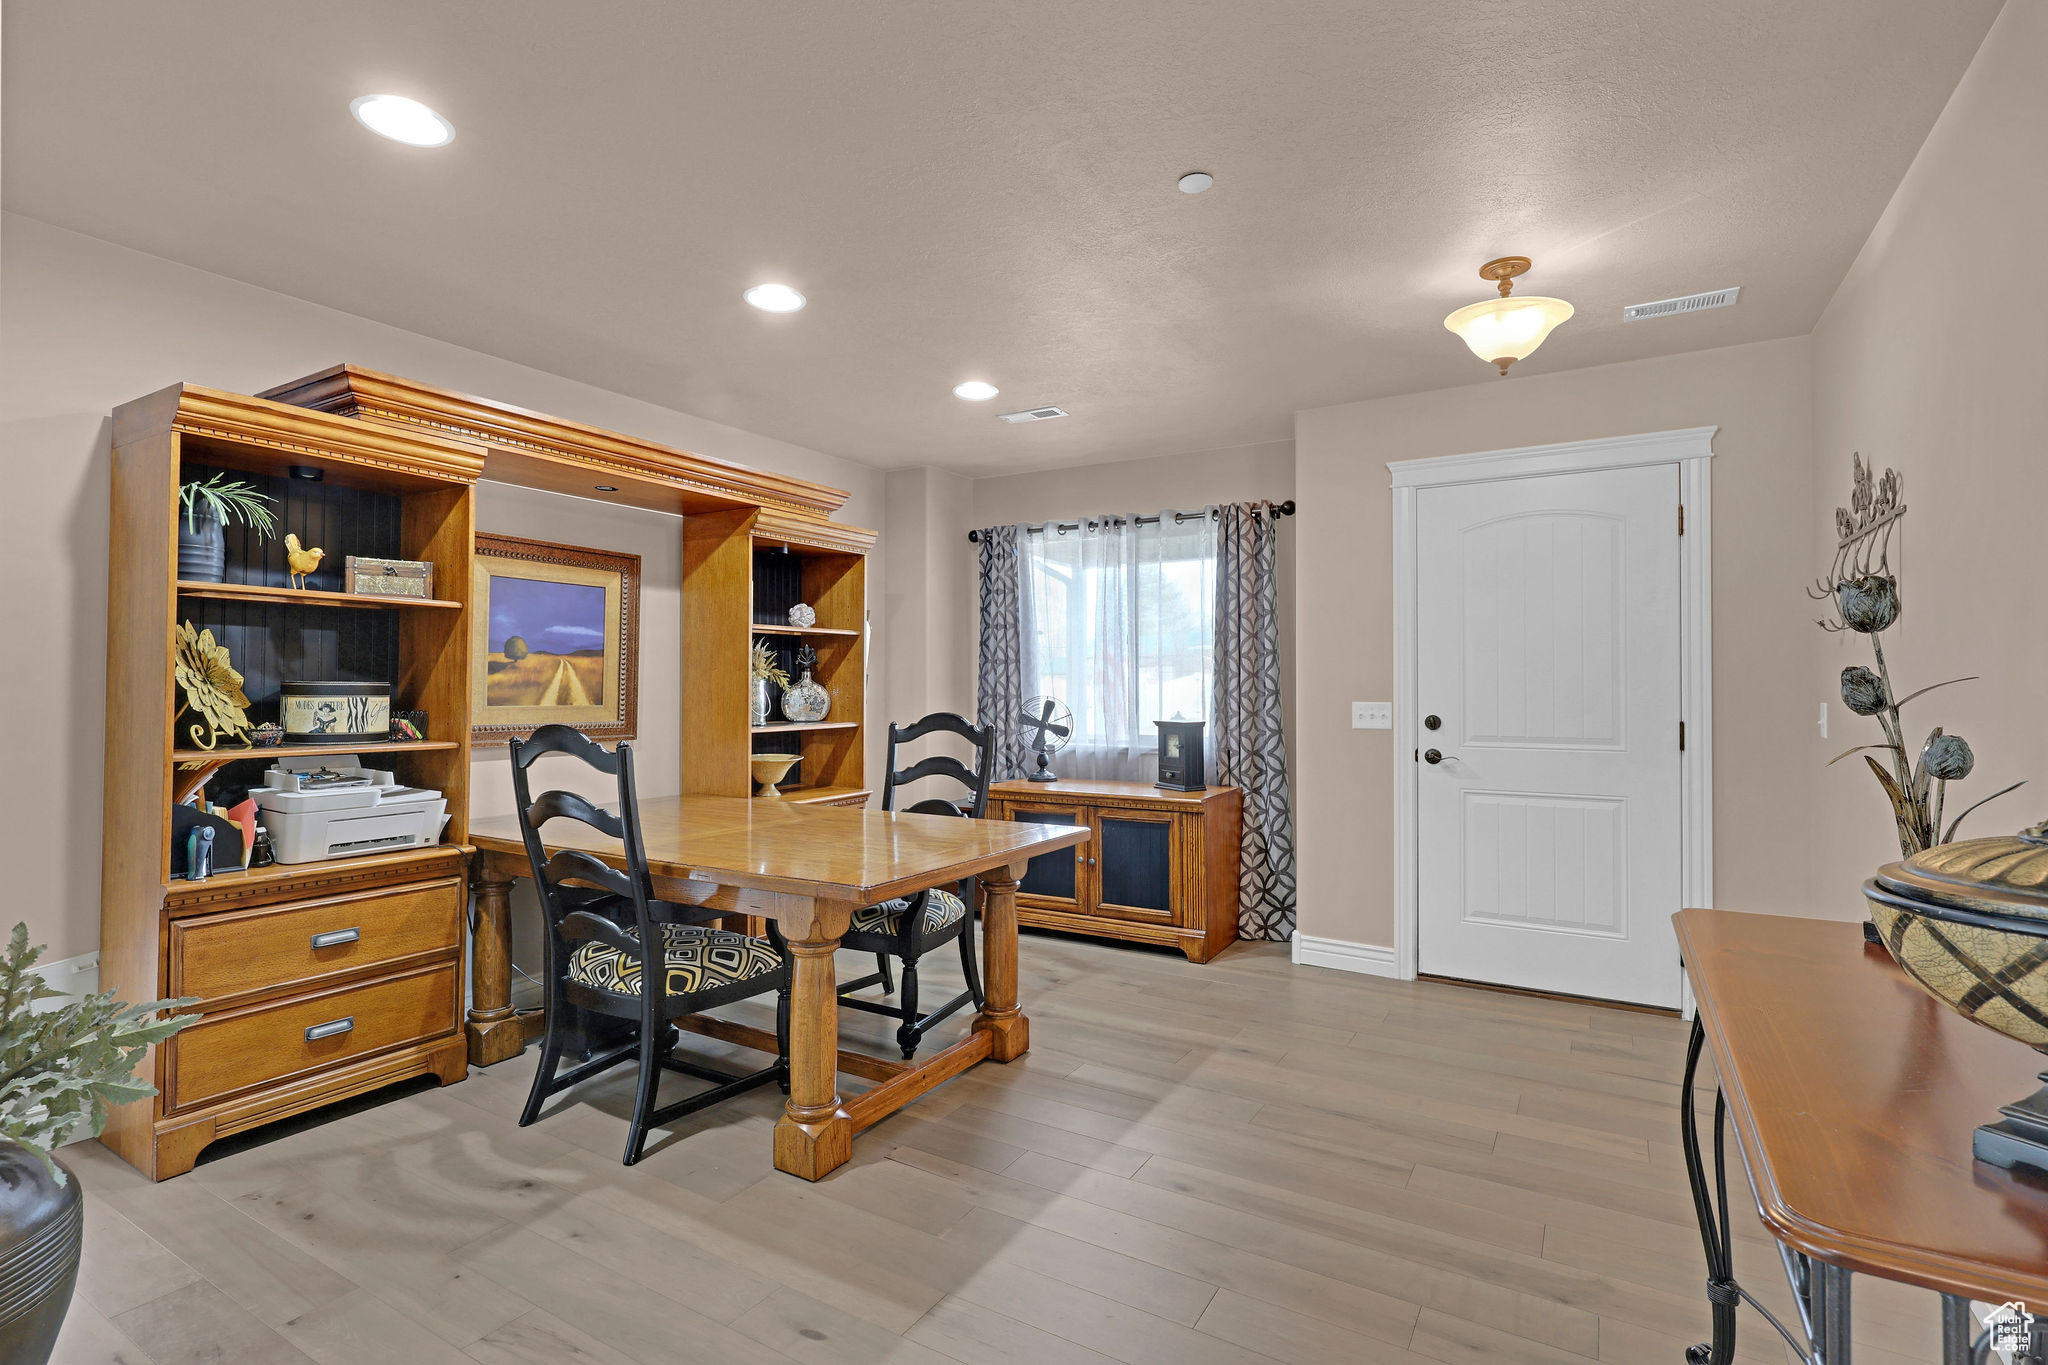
<box><xmin>176</xmin><ymin>503</ymin><xmax>225</xmax><ymax>582</ymax></box>
<box><xmin>780</xmin><ymin>669</ymin><xmax>829</xmax><ymax>724</ymax></box>
<box><xmin>750</xmin><ymin>752</ymin><xmax>801</xmax><ymax>798</ymax></box>
<box><xmin>0</xmin><ymin>1141</ymin><xmax>83</xmax><ymax>1365</ymax></box>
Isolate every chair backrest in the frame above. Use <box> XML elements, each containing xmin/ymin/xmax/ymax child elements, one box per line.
<box><xmin>881</xmin><ymin>712</ymin><xmax>996</xmax><ymax>819</ymax></box>
<box><xmin>508</xmin><ymin>725</ymin><xmax>659</xmax><ymax>971</ymax></box>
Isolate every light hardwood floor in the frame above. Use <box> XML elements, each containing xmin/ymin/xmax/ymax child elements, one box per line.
<box><xmin>53</xmin><ymin>934</ymin><xmax>1945</xmax><ymax>1365</ymax></box>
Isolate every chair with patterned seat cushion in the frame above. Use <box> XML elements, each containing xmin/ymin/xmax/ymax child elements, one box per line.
<box><xmin>836</xmin><ymin>712</ymin><xmax>995</xmax><ymax>1059</ymax></box>
<box><xmin>509</xmin><ymin>724</ymin><xmax>791</xmax><ymax>1166</ymax></box>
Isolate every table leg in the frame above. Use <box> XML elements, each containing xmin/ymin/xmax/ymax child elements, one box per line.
<box><xmin>1940</xmin><ymin>1294</ymin><xmax>1974</xmax><ymax>1365</ymax></box>
<box><xmin>1681</xmin><ymin>1016</ymin><xmax>1739</xmax><ymax>1365</ymax></box>
<box><xmin>467</xmin><ymin>856</ymin><xmax>527</xmax><ymax>1066</ymax></box>
<box><xmin>1813</xmin><ymin>1263</ymin><xmax>1851</xmax><ymax>1364</ymax></box>
<box><xmin>773</xmin><ymin>934</ymin><xmax>852</xmax><ymax>1180</ymax></box>
<box><xmin>972</xmin><ymin>863</ymin><xmax>1029</xmax><ymax>1062</ymax></box>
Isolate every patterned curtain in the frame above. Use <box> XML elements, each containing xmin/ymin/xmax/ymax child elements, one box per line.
<box><xmin>1213</xmin><ymin>502</ymin><xmax>1297</xmax><ymax>941</ymax></box>
<box><xmin>974</xmin><ymin>525</ymin><xmax>1032</xmax><ymax>781</ymax></box>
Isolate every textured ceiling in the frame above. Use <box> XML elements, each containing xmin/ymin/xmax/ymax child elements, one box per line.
<box><xmin>1</xmin><ymin>1</ymin><xmax>1999</xmax><ymax>474</ymax></box>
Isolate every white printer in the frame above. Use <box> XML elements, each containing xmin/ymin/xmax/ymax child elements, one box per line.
<box><xmin>252</xmin><ymin>755</ymin><xmax>449</xmax><ymax>863</ymax></box>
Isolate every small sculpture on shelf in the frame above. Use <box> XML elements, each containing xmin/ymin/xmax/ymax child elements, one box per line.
<box><xmin>749</xmin><ymin>639</ymin><xmax>789</xmax><ymax>727</ymax></box>
<box><xmin>787</xmin><ymin>602</ymin><xmax>816</xmax><ymax>628</ymax></box>
<box><xmin>779</xmin><ymin>645</ymin><xmax>830</xmax><ymax>723</ymax></box>
<box><xmin>172</xmin><ymin>621</ymin><xmax>252</xmax><ymax>751</ymax></box>
<box><xmin>283</xmin><ymin>532</ymin><xmax>326</xmax><ymax>589</ymax></box>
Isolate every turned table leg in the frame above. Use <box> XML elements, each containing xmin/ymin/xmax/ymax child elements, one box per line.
<box><xmin>973</xmin><ymin>863</ymin><xmax>1030</xmax><ymax>1062</ymax></box>
<box><xmin>467</xmin><ymin>854</ymin><xmax>527</xmax><ymax>1066</ymax></box>
<box><xmin>774</xmin><ymin>931</ymin><xmax>853</xmax><ymax>1179</ymax></box>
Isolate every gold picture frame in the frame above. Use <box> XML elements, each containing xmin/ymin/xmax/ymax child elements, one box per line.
<box><xmin>471</xmin><ymin>533</ymin><xmax>639</xmax><ymax>745</ymax></box>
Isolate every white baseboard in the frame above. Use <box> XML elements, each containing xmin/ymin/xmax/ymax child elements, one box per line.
<box><xmin>1291</xmin><ymin>933</ymin><xmax>1403</xmax><ymax>978</ymax></box>
<box><xmin>29</xmin><ymin>949</ymin><xmax>100</xmax><ymax>1009</ymax></box>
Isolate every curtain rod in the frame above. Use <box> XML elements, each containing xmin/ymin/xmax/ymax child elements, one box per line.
<box><xmin>967</xmin><ymin>499</ymin><xmax>1294</xmax><ymax>544</ymax></box>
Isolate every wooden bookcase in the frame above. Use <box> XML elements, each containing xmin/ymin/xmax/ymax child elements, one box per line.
<box><xmin>101</xmin><ymin>383</ymin><xmax>486</xmax><ymax>1178</ymax></box>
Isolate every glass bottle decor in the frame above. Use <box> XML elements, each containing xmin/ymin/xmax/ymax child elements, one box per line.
<box><xmin>779</xmin><ymin>645</ymin><xmax>830</xmax><ymax>723</ymax></box>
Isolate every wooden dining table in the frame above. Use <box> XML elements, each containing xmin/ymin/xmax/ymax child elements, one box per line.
<box><xmin>464</xmin><ymin>794</ymin><xmax>1089</xmax><ymax>1179</ymax></box>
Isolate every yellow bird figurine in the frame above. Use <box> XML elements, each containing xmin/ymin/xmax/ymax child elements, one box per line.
<box><xmin>284</xmin><ymin>533</ymin><xmax>326</xmax><ymax>589</ymax></box>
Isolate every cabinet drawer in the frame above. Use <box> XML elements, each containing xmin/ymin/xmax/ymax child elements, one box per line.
<box><xmin>168</xmin><ymin>963</ymin><xmax>460</xmax><ymax>1111</ymax></box>
<box><xmin>170</xmin><ymin>877</ymin><xmax>464</xmax><ymax>1005</ymax></box>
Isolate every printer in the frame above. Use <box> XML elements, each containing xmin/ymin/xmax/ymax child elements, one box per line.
<box><xmin>252</xmin><ymin>755</ymin><xmax>449</xmax><ymax>864</ymax></box>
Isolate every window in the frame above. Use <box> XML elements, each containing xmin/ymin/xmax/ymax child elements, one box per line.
<box><xmin>1019</xmin><ymin>511</ymin><xmax>1215</xmax><ymax>779</ymax></box>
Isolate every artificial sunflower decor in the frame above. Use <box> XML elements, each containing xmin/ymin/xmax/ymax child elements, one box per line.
<box><xmin>173</xmin><ymin>621</ymin><xmax>253</xmax><ymax>751</ymax></box>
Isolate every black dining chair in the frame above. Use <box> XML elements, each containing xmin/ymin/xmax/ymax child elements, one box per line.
<box><xmin>509</xmin><ymin>724</ymin><xmax>791</xmax><ymax>1165</ymax></box>
<box><xmin>836</xmin><ymin>712</ymin><xmax>996</xmax><ymax>1059</ymax></box>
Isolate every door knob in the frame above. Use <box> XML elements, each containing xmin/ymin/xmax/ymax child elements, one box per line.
<box><xmin>1424</xmin><ymin>715</ymin><xmax>1442</xmax><ymax>731</ymax></box>
<box><xmin>1424</xmin><ymin>749</ymin><xmax>1448</xmax><ymax>765</ymax></box>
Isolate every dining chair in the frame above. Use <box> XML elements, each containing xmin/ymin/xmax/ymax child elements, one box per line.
<box><xmin>836</xmin><ymin>712</ymin><xmax>995</xmax><ymax>1059</ymax></box>
<box><xmin>509</xmin><ymin>724</ymin><xmax>791</xmax><ymax>1165</ymax></box>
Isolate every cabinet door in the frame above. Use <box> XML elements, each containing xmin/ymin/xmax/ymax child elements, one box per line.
<box><xmin>1091</xmin><ymin>807</ymin><xmax>1180</xmax><ymax>925</ymax></box>
<box><xmin>1002</xmin><ymin>802</ymin><xmax>1088</xmax><ymax>913</ymax></box>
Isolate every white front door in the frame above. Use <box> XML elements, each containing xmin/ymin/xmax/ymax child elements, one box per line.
<box><xmin>1414</xmin><ymin>463</ymin><xmax>1682</xmax><ymax>1008</ymax></box>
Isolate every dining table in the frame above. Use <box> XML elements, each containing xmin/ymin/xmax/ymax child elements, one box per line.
<box><xmin>464</xmin><ymin>794</ymin><xmax>1090</xmax><ymax>1179</ymax></box>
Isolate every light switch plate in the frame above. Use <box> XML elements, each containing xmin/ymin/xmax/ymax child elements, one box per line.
<box><xmin>1352</xmin><ymin>701</ymin><xmax>1392</xmax><ymax>730</ymax></box>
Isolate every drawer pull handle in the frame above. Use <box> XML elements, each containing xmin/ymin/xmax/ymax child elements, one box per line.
<box><xmin>304</xmin><ymin>1016</ymin><xmax>355</xmax><ymax>1042</ymax></box>
<box><xmin>310</xmin><ymin>928</ymin><xmax>361</xmax><ymax>949</ymax></box>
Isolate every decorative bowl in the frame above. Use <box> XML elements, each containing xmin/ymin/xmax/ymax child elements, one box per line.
<box><xmin>1864</xmin><ymin>824</ymin><xmax>2048</xmax><ymax>1050</ymax></box>
<box><xmin>749</xmin><ymin>752</ymin><xmax>801</xmax><ymax>799</ymax></box>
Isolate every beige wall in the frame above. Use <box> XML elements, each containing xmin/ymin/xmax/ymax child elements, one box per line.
<box><xmin>1808</xmin><ymin>0</ymin><xmax>2048</xmax><ymax>910</ymax></box>
<box><xmin>1294</xmin><ymin>338</ymin><xmax>1820</xmax><ymax>948</ymax></box>
<box><xmin>0</xmin><ymin>213</ymin><xmax>886</xmax><ymax>962</ymax></box>
<box><xmin>968</xmin><ymin>441</ymin><xmax>1299</xmax><ymax>776</ymax></box>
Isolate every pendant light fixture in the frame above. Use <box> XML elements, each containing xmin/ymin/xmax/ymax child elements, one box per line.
<box><xmin>1443</xmin><ymin>256</ymin><xmax>1574</xmax><ymax>375</ymax></box>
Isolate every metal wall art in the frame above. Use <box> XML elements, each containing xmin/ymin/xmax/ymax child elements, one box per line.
<box><xmin>1810</xmin><ymin>455</ymin><xmax>2024</xmax><ymax>869</ymax></box>
<box><xmin>172</xmin><ymin>622</ymin><xmax>252</xmax><ymax>751</ymax></box>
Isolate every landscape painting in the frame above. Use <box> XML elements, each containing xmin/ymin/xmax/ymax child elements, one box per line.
<box><xmin>486</xmin><ymin>575</ymin><xmax>608</xmax><ymax>706</ymax></box>
<box><xmin>471</xmin><ymin>533</ymin><xmax>639</xmax><ymax>744</ymax></box>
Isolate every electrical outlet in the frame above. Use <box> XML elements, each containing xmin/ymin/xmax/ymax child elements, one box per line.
<box><xmin>1352</xmin><ymin>701</ymin><xmax>1392</xmax><ymax>730</ymax></box>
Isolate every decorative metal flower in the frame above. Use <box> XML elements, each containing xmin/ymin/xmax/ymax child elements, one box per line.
<box><xmin>173</xmin><ymin>621</ymin><xmax>252</xmax><ymax>751</ymax></box>
<box><xmin>1835</xmin><ymin>575</ymin><xmax>1901</xmax><ymax>634</ymax></box>
<box><xmin>1839</xmin><ymin>666</ymin><xmax>1888</xmax><ymax>717</ymax></box>
<box><xmin>1814</xmin><ymin>456</ymin><xmax>2021</xmax><ymax>858</ymax></box>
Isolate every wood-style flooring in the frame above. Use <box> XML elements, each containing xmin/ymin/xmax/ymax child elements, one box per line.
<box><xmin>53</xmin><ymin>934</ymin><xmax>1946</xmax><ymax>1364</ymax></box>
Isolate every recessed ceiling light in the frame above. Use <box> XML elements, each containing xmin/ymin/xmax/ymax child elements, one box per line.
<box><xmin>952</xmin><ymin>381</ymin><xmax>1000</xmax><ymax>401</ymax></box>
<box><xmin>349</xmin><ymin>94</ymin><xmax>455</xmax><ymax>147</ymax></box>
<box><xmin>593</xmin><ymin>485</ymin><xmax>619</xmax><ymax>492</ymax></box>
<box><xmin>1177</xmin><ymin>172</ymin><xmax>1214</xmax><ymax>194</ymax></box>
<box><xmin>743</xmin><ymin>283</ymin><xmax>807</xmax><ymax>313</ymax></box>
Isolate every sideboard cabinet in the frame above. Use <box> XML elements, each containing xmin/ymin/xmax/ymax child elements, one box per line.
<box><xmin>987</xmin><ymin>779</ymin><xmax>1241</xmax><ymax>963</ymax></box>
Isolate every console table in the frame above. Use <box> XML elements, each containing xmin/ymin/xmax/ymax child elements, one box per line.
<box><xmin>1676</xmin><ymin>908</ymin><xmax>2048</xmax><ymax>1363</ymax></box>
<box><xmin>987</xmin><ymin>779</ymin><xmax>1241</xmax><ymax>962</ymax></box>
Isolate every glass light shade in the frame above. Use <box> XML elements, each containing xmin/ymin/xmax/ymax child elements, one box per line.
<box><xmin>349</xmin><ymin>95</ymin><xmax>454</xmax><ymax>147</ymax></box>
<box><xmin>1443</xmin><ymin>295</ymin><xmax>1574</xmax><ymax>373</ymax></box>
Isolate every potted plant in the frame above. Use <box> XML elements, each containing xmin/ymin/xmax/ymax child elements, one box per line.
<box><xmin>176</xmin><ymin>473</ymin><xmax>279</xmax><ymax>582</ymax></box>
<box><xmin>749</xmin><ymin>638</ymin><xmax>790</xmax><ymax>727</ymax></box>
<box><xmin>0</xmin><ymin>924</ymin><xmax>195</xmax><ymax>1364</ymax></box>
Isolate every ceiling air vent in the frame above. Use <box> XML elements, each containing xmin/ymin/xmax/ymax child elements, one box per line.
<box><xmin>1623</xmin><ymin>287</ymin><xmax>1740</xmax><ymax>322</ymax></box>
<box><xmin>997</xmin><ymin>406</ymin><xmax>1068</xmax><ymax>424</ymax></box>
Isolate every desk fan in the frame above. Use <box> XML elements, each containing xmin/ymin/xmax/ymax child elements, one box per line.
<box><xmin>1019</xmin><ymin>696</ymin><xmax>1072</xmax><ymax>782</ymax></box>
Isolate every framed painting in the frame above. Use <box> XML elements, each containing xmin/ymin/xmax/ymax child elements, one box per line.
<box><xmin>471</xmin><ymin>532</ymin><xmax>639</xmax><ymax>745</ymax></box>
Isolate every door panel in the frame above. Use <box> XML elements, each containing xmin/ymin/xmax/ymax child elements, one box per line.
<box><xmin>1416</xmin><ymin>463</ymin><xmax>1681</xmax><ymax>1007</ymax></box>
<box><xmin>1007</xmin><ymin>805</ymin><xmax>1085</xmax><ymax>910</ymax></box>
<box><xmin>1095</xmin><ymin>811</ymin><xmax>1177</xmax><ymax>923</ymax></box>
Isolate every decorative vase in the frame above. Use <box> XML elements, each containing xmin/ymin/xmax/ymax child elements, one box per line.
<box><xmin>176</xmin><ymin>503</ymin><xmax>226</xmax><ymax>582</ymax></box>
<box><xmin>750</xmin><ymin>752</ymin><xmax>801</xmax><ymax>798</ymax></box>
<box><xmin>749</xmin><ymin>678</ymin><xmax>775</xmax><ymax>728</ymax></box>
<box><xmin>780</xmin><ymin>665</ymin><xmax>829</xmax><ymax>724</ymax></box>
<box><xmin>0</xmin><ymin>1142</ymin><xmax>83</xmax><ymax>1365</ymax></box>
